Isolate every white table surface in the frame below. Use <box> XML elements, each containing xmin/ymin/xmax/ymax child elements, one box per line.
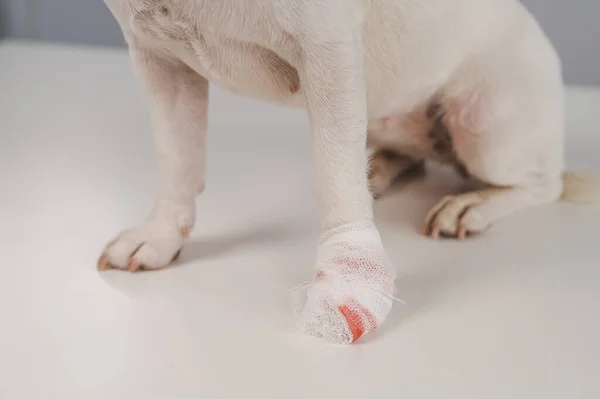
<box><xmin>1</xmin><ymin>41</ymin><xmax>599</xmax><ymax>399</ymax></box>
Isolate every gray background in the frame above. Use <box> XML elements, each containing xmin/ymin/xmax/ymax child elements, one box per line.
<box><xmin>1</xmin><ymin>0</ymin><xmax>599</xmax><ymax>85</ymax></box>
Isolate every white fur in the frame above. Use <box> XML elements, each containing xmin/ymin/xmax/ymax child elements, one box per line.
<box><xmin>98</xmin><ymin>0</ymin><xmax>599</xmax><ymax>340</ymax></box>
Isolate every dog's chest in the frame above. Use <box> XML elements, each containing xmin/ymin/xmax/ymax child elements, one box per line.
<box><xmin>128</xmin><ymin>2</ymin><xmax>302</xmax><ymax>104</ymax></box>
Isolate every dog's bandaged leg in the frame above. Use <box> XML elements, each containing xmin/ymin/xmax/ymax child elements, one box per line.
<box><xmin>292</xmin><ymin>8</ymin><xmax>398</xmax><ymax>343</ymax></box>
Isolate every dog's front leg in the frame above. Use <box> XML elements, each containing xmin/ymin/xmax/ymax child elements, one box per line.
<box><xmin>98</xmin><ymin>43</ymin><xmax>208</xmax><ymax>271</ymax></box>
<box><xmin>293</xmin><ymin>23</ymin><xmax>396</xmax><ymax>344</ymax></box>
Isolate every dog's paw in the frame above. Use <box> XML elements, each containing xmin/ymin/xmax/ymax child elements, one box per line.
<box><xmin>293</xmin><ymin>221</ymin><xmax>396</xmax><ymax>344</ymax></box>
<box><xmin>368</xmin><ymin>150</ymin><xmax>424</xmax><ymax>198</ymax></box>
<box><xmin>98</xmin><ymin>219</ymin><xmax>191</xmax><ymax>272</ymax></box>
<box><xmin>423</xmin><ymin>193</ymin><xmax>490</xmax><ymax>240</ymax></box>
<box><xmin>368</xmin><ymin>164</ymin><xmax>396</xmax><ymax>199</ymax></box>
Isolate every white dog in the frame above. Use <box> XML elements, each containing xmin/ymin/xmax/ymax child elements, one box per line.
<box><xmin>99</xmin><ymin>0</ymin><xmax>600</xmax><ymax>344</ymax></box>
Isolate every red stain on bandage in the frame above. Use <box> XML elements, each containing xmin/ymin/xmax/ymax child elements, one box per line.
<box><xmin>331</xmin><ymin>253</ymin><xmax>387</xmax><ymax>276</ymax></box>
<box><xmin>331</xmin><ymin>254</ymin><xmax>362</xmax><ymax>270</ymax></box>
<box><xmin>314</xmin><ymin>270</ymin><xmax>325</xmax><ymax>281</ymax></box>
<box><xmin>338</xmin><ymin>304</ymin><xmax>365</xmax><ymax>343</ymax></box>
<box><xmin>338</xmin><ymin>300</ymin><xmax>378</xmax><ymax>343</ymax></box>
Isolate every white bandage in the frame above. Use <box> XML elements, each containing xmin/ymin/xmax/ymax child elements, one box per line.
<box><xmin>293</xmin><ymin>221</ymin><xmax>396</xmax><ymax>344</ymax></box>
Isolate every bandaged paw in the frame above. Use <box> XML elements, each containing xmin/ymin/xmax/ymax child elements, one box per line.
<box><xmin>292</xmin><ymin>221</ymin><xmax>396</xmax><ymax>344</ymax></box>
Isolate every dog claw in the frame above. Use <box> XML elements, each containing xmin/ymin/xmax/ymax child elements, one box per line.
<box><xmin>127</xmin><ymin>259</ymin><xmax>142</xmax><ymax>273</ymax></box>
<box><xmin>97</xmin><ymin>256</ymin><xmax>111</xmax><ymax>271</ymax></box>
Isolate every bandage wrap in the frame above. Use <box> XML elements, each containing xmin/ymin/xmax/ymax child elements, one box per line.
<box><xmin>293</xmin><ymin>221</ymin><xmax>396</xmax><ymax>344</ymax></box>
